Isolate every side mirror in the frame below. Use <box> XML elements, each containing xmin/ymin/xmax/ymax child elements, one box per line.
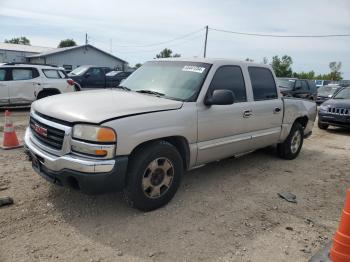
<box><xmin>85</xmin><ymin>73</ymin><xmax>91</xmax><ymax>78</ymax></box>
<box><xmin>204</xmin><ymin>89</ymin><xmax>234</xmax><ymax>106</ymax></box>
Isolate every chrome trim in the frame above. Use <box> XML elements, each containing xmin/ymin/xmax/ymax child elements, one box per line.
<box><xmin>199</xmin><ymin>135</ymin><xmax>251</xmax><ymax>150</ymax></box>
<box><xmin>71</xmin><ymin>139</ymin><xmax>116</xmax><ymax>159</ymax></box>
<box><xmin>25</xmin><ymin>128</ymin><xmax>115</xmax><ymax>173</ymax></box>
<box><xmin>30</xmin><ymin>111</ymin><xmax>72</xmax><ymax>156</ymax></box>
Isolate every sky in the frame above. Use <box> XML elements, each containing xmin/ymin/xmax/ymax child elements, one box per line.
<box><xmin>1</xmin><ymin>0</ymin><xmax>350</xmax><ymax>78</ymax></box>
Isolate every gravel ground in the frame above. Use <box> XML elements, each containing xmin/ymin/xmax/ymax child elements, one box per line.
<box><xmin>0</xmin><ymin>109</ymin><xmax>349</xmax><ymax>262</ymax></box>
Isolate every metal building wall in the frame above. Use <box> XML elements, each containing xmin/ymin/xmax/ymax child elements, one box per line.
<box><xmin>29</xmin><ymin>46</ymin><xmax>126</xmax><ymax>70</ymax></box>
<box><xmin>0</xmin><ymin>50</ymin><xmax>37</xmax><ymax>63</ymax></box>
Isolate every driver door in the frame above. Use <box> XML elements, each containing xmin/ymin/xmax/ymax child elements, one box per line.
<box><xmin>196</xmin><ymin>65</ymin><xmax>253</xmax><ymax>165</ymax></box>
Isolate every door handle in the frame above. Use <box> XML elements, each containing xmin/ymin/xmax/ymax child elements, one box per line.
<box><xmin>274</xmin><ymin>107</ymin><xmax>281</xmax><ymax>113</ymax></box>
<box><xmin>243</xmin><ymin>110</ymin><xmax>252</xmax><ymax>118</ymax></box>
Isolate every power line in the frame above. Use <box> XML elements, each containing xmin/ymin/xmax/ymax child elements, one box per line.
<box><xmin>111</xmin><ymin>27</ymin><xmax>205</xmax><ymax>48</ymax></box>
<box><xmin>209</xmin><ymin>27</ymin><xmax>350</xmax><ymax>38</ymax></box>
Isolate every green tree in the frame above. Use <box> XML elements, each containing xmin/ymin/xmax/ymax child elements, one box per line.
<box><xmin>245</xmin><ymin>58</ymin><xmax>254</xmax><ymax>62</ymax></box>
<box><xmin>155</xmin><ymin>48</ymin><xmax>181</xmax><ymax>58</ymax></box>
<box><xmin>58</xmin><ymin>39</ymin><xmax>77</xmax><ymax>48</ymax></box>
<box><xmin>292</xmin><ymin>71</ymin><xmax>315</xmax><ymax>79</ymax></box>
<box><xmin>4</xmin><ymin>36</ymin><xmax>30</xmax><ymax>45</ymax></box>
<box><xmin>329</xmin><ymin>61</ymin><xmax>342</xmax><ymax>80</ymax></box>
<box><xmin>134</xmin><ymin>63</ymin><xmax>142</xmax><ymax>69</ymax></box>
<box><xmin>271</xmin><ymin>55</ymin><xmax>293</xmax><ymax>77</ymax></box>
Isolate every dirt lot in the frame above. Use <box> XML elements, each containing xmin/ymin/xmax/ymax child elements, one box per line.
<box><xmin>0</xmin><ymin>109</ymin><xmax>349</xmax><ymax>262</ymax></box>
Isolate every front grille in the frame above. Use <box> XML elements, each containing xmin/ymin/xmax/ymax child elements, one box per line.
<box><xmin>327</xmin><ymin>107</ymin><xmax>350</xmax><ymax>116</ymax></box>
<box><xmin>30</xmin><ymin>117</ymin><xmax>65</xmax><ymax>150</ymax></box>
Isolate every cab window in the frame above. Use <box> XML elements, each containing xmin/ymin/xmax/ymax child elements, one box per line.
<box><xmin>248</xmin><ymin>67</ymin><xmax>278</xmax><ymax>101</ymax></box>
<box><xmin>208</xmin><ymin>66</ymin><xmax>247</xmax><ymax>102</ymax></box>
<box><xmin>0</xmin><ymin>69</ymin><xmax>6</xmax><ymax>81</ymax></box>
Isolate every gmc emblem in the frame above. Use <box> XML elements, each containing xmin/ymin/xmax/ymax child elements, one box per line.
<box><xmin>34</xmin><ymin>124</ymin><xmax>47</xmax><ymax>137</ymax></box>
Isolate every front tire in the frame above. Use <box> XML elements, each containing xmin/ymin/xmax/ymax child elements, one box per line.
<box><xmin>318</xmin><ymin>121</ymin><xmax>329</xmax><ymax>130</ymax></box>
<box><xmin>277</xmin><ymin>122</ymin><xmax>304</xmax><ymax>160</ymax></box>
<box><xmin>124</xmin><ymin>141</ymin><xmax>183</xmax><ymax>211</ymax></box>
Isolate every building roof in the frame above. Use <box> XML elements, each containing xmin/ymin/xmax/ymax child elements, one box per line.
<box><xmin>27</xmin><ymin>44</ymin><xmax>127</xmax><ymax>63</ymax></box>
<box><xmin>0</xmin><ymin>42</ymin><xmax>55</xmax><ymax>53</ymax></box>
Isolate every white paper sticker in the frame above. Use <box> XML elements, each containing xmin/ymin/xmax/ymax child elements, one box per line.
<box><xmin>182</xmin><ymin>65</ymin><xmax>205</xmax><ymax>74</ymax></box>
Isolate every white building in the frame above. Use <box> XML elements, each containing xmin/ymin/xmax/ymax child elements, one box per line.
<box><xmin>0</xmin><ymin>43</ymin><xmax>128</xmax><ymax>71</ymax></box>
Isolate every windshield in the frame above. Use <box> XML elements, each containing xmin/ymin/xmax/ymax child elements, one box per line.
<box><xmin>106</xmin><ymin>71</ymin><xmax>122</xmax><ymax>76</ymax></box>
<box><xmin>121</xmin><ymin>61</ymin><xmax>211</xmax><ymax>101</ymax></box>
<box><xmin>69</xmin><ymin>66</ymin><xmax>89</xmax><ymax>76</ymax></box>
<box><xmin>333</xmin><ymin>88</ymin><xmax>350</xmax><ymax>99</ymax></box>
<box><xmin>276</xmin><ymin>79</ymin><xmax>295</xmax><ymax>89</ymax></box>
<box><xmin>318</xmin><ymin>86</ymin><xmax>340</xmax><ymax>97</ymax></box>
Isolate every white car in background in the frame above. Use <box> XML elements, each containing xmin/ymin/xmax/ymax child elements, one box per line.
<box><xmin>0</xmin><ymin>63</ymin><xmax>77</xmax><ymax>106</ymax></box>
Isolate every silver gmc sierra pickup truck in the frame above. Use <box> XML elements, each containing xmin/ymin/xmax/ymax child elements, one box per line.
<box><xmin>25</xmin><ymin>58</ymin><xmax>316</xmax><ymax>211</ymax></box>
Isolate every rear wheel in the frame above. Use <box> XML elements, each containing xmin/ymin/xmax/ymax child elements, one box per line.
<box><xmin>277</xmin><ymin>122</ymin><xmax>304</xmax><ymax>160</ymax></box>
<box><xmin>124</xmin><ymin>141</ymin><xmax>183</xmax><ymax>211</ymax></box>
<box><xmin>318</xmin><ymin>121</ymin><xmax>329</xmax><ymax>130</ymax></box>
<box><xmin>37</xmin><ymin>91</ymin><xmax>59</xmax><ymax>99</ymax></box>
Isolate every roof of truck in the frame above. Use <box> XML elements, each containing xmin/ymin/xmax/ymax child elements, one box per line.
<box><xmin>152</xmin><ymin>57</ymin><xmax>272</xmax><ymax>68</ymax></box>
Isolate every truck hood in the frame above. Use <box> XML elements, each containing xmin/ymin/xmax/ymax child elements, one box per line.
<box><xmin>32</xmin><ymin>89</ymin><xmax>183</xmax><ymax>124</ymax></box>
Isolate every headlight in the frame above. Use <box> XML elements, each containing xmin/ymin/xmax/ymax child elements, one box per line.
<box><xmin>72</xmin><ymin>125</ymin><xmax>116</xmax><ymax>143</ymax></box>
<box><xmin>71</xmin><ymin>125</ymin><xmax>116</xmax><ymax>158</ymax></box>
<box><xmin>320</xmin><ymin>105</ymin><xmax>328</xmax><ymax>112</ymax></box>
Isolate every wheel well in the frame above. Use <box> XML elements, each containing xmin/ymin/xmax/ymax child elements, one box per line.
<box><xmin>294</xmin><ymin>116</ymin><xmax>308</xmax><ymax>128</ymax></box>
<box><xmin>37</xmin><ymin>88</ymin><xmax>60</xmax><ymax>98</ymax></box>
<box><xmin>74</xmin><ymin>84</ymin><xmax>81</xmax><ymax>91</ymax></box>
<box><xmin>129</xmin><ymin>136</ymin><xmax>190</xmax><ymax>170</ymax></box>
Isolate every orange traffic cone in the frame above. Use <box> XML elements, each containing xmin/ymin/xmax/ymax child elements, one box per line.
<box><xmin>1</xmin><ymin>110</ymin><xmax>22</xmax><ymax>150</ymax></box>
<box><xmin>330</xmin><ymin>189</ymin><xmax>350</xmax><ymax>262</ymax></box>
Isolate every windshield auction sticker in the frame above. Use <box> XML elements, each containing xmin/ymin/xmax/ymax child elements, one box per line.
<box><xmin>182</xmin><ymin>66</ymin><xmax>206</xmax><ymax>73</ymax></box>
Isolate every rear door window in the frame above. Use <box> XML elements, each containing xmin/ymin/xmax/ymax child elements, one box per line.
<box><xmin>248</xmin><ymin>67</ymin><xmax>278</xmax><ymax>101</ymax></box>
<box><xmin>208</xmin><ymin>66</ymin><xmax>247</xmax><ymax>102</ymax></box>
<box><xmin>12</xmin><ymin>68</ymin><xmax>34</xmax><ymax>80</ymax></box>
<box><xmin>301</xmin><ymin>81</ymin><xmax>309</xmax><ymax>92</ymax></box>
<box><xmin>43</xmin><ymin>69</ymin><xmax>61</xmax><ymax>79</ymax></box>
<box><xmin>0</xmin><ymin>69</ymin><xmax>6</xmax><ymax>81</ymax></box>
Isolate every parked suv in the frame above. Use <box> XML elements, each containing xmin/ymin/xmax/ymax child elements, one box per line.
<box><xmin>0</xmin><ymin>63</ymin><xmax>76</xmax><ymax>106</ymax></box>
<box><xmin>318</xmin><ymin>86</ymin><xmax>350</xmax><ymax>129</ymax></box>
<box><xmin>25</xmin><ymin>58</ymin><xmax>316</xmax><ymax>211</ymax></box>
<box><xmin>277</xmin><ymin>78</ymin><xmax>317</xmax><ymax>101</ymax></box>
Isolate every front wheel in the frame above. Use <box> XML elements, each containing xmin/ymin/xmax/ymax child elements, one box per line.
<box><xmin>124</xmin><ymin>141</ymin><xmax>183</xmax><ymax>211</ymax></box>
<box><xmin>318</xmin><ymin>121</ymin><xmax>329</xmax><ymax>130</ymax></box>
<box><xmin>277</xmin><ymin>122</ymin><xmax>304</xmax><ymax>160</ymax></box>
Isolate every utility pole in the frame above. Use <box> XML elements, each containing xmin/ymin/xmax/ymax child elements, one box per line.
<box><xmin>85</xmin><ymin>33</ymin><xmax>88</xmax><ymax>45</ymax></box>
<box><xmin>203</xmin><ymin>25</ymin><xmax>208</xmax><ymax>58</ymax></box>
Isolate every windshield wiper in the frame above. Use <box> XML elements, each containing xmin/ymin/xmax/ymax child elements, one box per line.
<box><xmin>136</xmin><ymin>89</ymin><xmax>165</xmax><ymax>97</ymax></box>
<box><xmin>115</xmin><ymin>85</ymin><xmax>131</xmax><ymax>91</ymax></box>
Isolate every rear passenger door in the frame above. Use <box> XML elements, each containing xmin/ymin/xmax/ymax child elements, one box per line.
<box><xmin>247</xmin><ymin>67</ymin><xmax>283</xmax><ymax>149</ymax></box>
<box><xmin>0</xmin><ymin>68</ymin><xmax>9</xmax><ymax>105</ymax></box>
<box><xmin>197</xmin><ymin>65</ymin><xmax>253</xmax><ymax>165</ymax></box>
<box><xmin>8</xmin><ymin>68</ymin><xmax>39</xmax><ymax>105</ymax></box>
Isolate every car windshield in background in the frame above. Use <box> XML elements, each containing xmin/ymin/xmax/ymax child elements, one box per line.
<box><xmin>121</xmin><ymin>61</ymin><xmax>211</xmax><ymax>101</ymax></box>
<box><xmin>276</xmin><ymin>79</ymin><xmax>295</xmax><ymax>89</ymax></box>
<box><xmin>318</xmin><ymin>86</ymin><xmax>340</xmax><ymax>97</ymax></box>
<box><xmin>106</xmin><ymin>71</ymin><xmax>122</xmax><ymax>76</ymax></box>
<box><xmin>333</xmin><ymin>88</ymin><xmax>350</xmax><ymax>99</ymax></box>
<box><xmin>69</xmin><ymin>66</ymin><xmax>89</xmax><ymax>76</ymax></box>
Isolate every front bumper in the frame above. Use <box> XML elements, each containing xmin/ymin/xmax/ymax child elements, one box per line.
<box><xmin>318</xmin><ymin>112</ymin><xmax>350</xmax><ymax>128</ymax></box>
<box><xmin>25</xmin><ymin>128</ymin><xmax>128</xmax><ymax>193</ymax></box>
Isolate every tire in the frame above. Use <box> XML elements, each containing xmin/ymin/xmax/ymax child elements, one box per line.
<box><xmin>124</xmin><ymin>141</ymin><xmax>183</xmax><ymax>211</ymax></box>
<box><xmin>37</xmin><ymin>91</ymin><xmax>58</xmax><ymax>100</ymax></box>
<box><xmin>318</xmin><ymin>121</ymin><xmax>329</xmax><ymax>130</ymax></box>
<box><xmin>277</xmin><ymin>122</ymin><xmax>304</xmax><ymax>160</ymax></box>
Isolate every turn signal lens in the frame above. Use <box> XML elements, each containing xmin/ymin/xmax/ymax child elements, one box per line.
<box><xmin>94</xmin><ymin>149</ymin><xmax>107</xmax><ymax>156</ymax></box>
<box><xmin>97</xmin><ymin>128</ymin><xmax>116</xmax><ymax>142</ymax></box>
